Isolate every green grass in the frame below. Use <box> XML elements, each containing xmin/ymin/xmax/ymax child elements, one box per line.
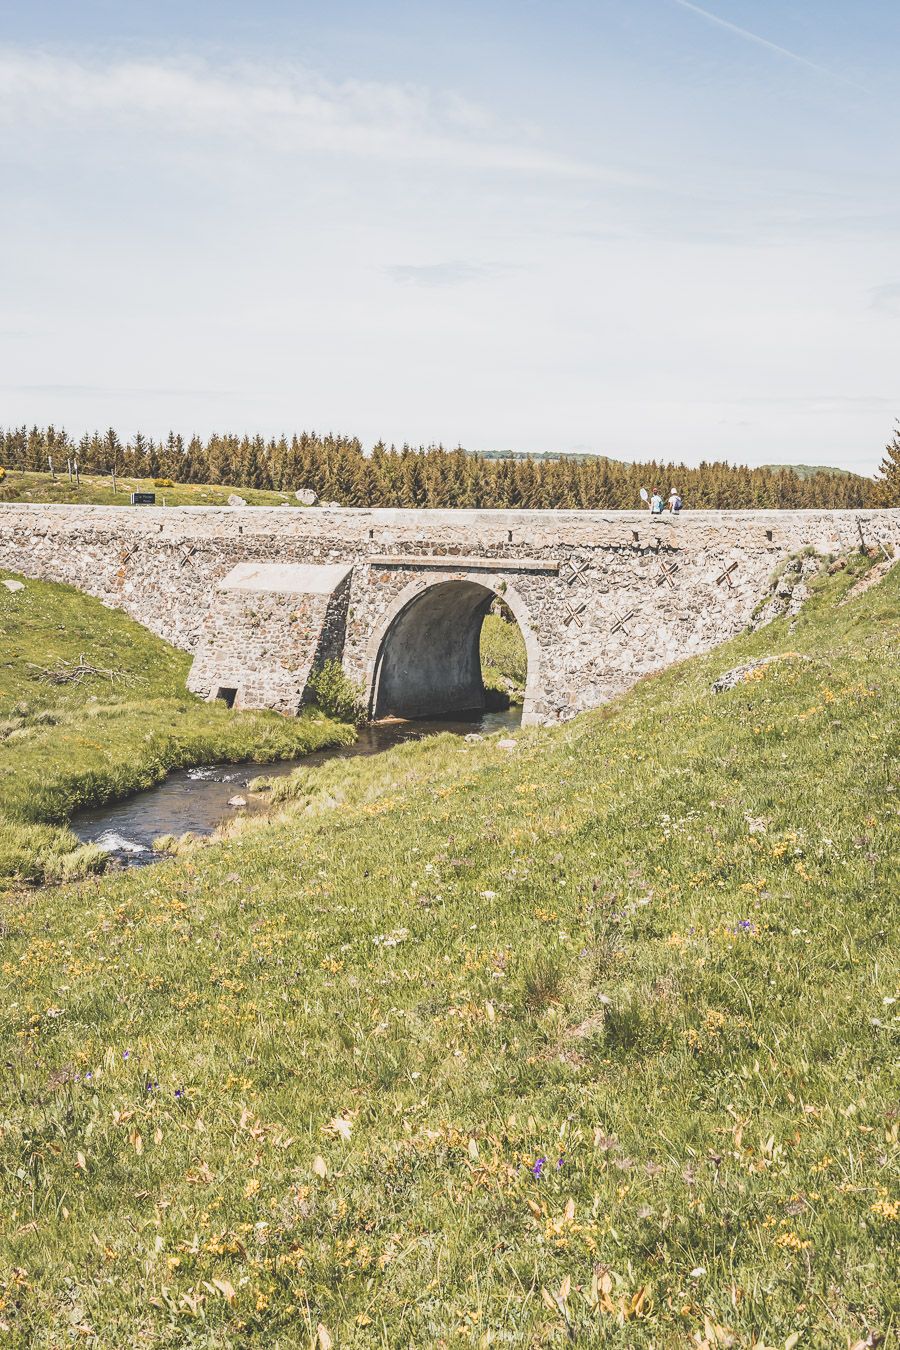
<box><xmin>0</xmin><ymin>573</ymin><xmax>354</xmax><ymax>884</ymax></box>
<box><xmin>0</xmin><ymin>470</ymin><xmax>307</xmax><ymax>508</ymax></box>
<box><xmin>480</xmin><ymin>612</ymin><xmax>528</xmax><ymax>704</ymax></box>
<box><xmin>1</xmin><ymin>555</ymin><xmax>898</xmax><ymax>1346</ymax></box>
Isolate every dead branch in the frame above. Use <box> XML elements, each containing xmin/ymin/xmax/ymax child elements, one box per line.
<box><xmin>27</xmin><ymin>653</ymin><xmax>129</xmax><ymax>686</ymax></box>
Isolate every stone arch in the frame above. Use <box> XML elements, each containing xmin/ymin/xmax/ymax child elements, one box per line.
<box><xmin>365</xmin><ymin>574</ymin><xmax>541</xmax><ymax>721</ymax></box>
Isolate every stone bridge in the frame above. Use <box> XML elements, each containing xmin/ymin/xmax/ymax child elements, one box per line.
<box><xmin>1</xmin><ymin>505</ymin><xmax>896</xmax><ymax>724</ymax></box>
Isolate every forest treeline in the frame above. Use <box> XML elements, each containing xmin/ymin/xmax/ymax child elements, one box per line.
<box><xmin>0</xmin><ymin>424</ymin><xmax>891</xmax><ymax>509</ymax></box>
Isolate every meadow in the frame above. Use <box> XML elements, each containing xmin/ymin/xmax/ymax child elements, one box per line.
<box><xmin>480</xmin><ymin>612</ymin><xmax>528</xmax><ymax>706</ymax></box>
<box><xmin>0</xmin><ymin>470</ymin><xmax>305</xmax><ymax>509</ymax></box>
<box><xmin>0</xmin><ymin>574</ymin><xmax>353</xmax><ymax>884</ymax></box>
<box><xmin>0</xmin><ymin>553</ymin><xmax>897</xmax><ymax>1347</ymax></box>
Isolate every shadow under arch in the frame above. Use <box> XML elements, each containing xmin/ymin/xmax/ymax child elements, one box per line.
<box><xmin>367</xmin><ymin>576</ymin><xmax>539</xmax><ymax>721</ymax></box>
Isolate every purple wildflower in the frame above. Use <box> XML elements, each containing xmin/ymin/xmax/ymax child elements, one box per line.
<box><xmin>531</xmin><ymin>1157</ymin><xmax>546</xmax><ymax>1178</ymax></box>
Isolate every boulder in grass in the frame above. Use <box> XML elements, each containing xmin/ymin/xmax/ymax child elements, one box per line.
<box><xmin>295</xmin><ymin>488</ymin><xmax>319</xmax><ymax>506</ymax></box>
<box><xmin>228</xmin><ymin>795</ymin><xmax>247</xmax><ymax>808</ymax></box>
<box><xmin>711</xmin><ymin>653</ymin><xmax>808</xmax><ymax>694</ymax></box>
<box><xmin>227</xmin><ymin>494</ymin><xmax>247</xmax><ymax>507</ymax></box>
<box><xmin>2</xmin><ymin>579</ymin><xmax>24</xmax><ymax>592</ymax></box>
<box><xmin>712</xmin><ymin>659</ymin><xmax>775</xmax><ymax>693</ymax></box>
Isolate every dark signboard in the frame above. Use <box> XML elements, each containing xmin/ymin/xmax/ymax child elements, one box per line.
<box><xmin>131</xmin><ymin>492</ymin><xmax>156</xmax><ymax>505</ymax></box>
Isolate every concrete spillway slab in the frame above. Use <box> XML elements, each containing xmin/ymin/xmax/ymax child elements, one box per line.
<box><xmin>217</xmin><ymin>562</ymin><xmax>353</xmax><ymax>595</ymax></box>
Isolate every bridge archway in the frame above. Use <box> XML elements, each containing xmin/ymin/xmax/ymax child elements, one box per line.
<box><xmin>367</xmin><ymin>576</ymin><xmax>539</xmax><ymax>721</ymax></box>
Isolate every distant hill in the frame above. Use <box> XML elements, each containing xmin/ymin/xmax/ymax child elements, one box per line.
<box><xmin>472</xmin><ymin>449</ymin><xmax>618</xmax><ymax>464</ymax></box>
<box><xmin>759</xmin><ymin>463</ymin><xmax>857</xmax><ymax>479</ymax></box>
<box><xmin>474</xmin><ymin>454</ymin><xmax>865</xmax><ymax>479</ymax></box>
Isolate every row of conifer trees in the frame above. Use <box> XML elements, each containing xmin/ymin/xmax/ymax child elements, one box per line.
<box><xmin>0</xmin><ymin>424</ymin><xmax>890</xmax><ymax>509</ymax></box>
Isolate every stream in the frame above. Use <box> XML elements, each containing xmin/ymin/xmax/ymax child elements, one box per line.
<box><xmin>70</xmin><ymin>705</ymin><xmax>522</xmax><ymax>867</ymax></box>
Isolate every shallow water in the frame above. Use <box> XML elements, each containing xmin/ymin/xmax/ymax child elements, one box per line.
<box><xmin>71</xmin><ymin>705</ymin><xmax>521</xmax><ymax>867</ymax></box>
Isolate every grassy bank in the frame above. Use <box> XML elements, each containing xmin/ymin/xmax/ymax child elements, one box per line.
<box><xmin>0</xmin><ymin>573</ymin><xmax>354</xmax><ymax>884</ymax></box>
<box><xmin>0</xmin><ymin>554</ymin><xmax>897</xmax><ymax>1346</ymax></box>
<box><xmin>0</xmin><ymin>469</ymin><xmax>306</xmax><ymax>508</ymax></box>
<box><xmin>480</xmin><ymin>610</ymin><xmax>528</xmax><ymax>705</ymax></box>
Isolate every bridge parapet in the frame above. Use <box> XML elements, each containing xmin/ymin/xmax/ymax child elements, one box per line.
<box><xmin>1</xmin><ymin>505</ymin><xmax>897</xmax><ymax>724</ymax></box>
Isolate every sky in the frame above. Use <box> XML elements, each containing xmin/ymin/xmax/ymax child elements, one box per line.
<box><xmin>1</xmin><ymin>1</ymin><xmax>898</xmax><ymax>473</ymax></box>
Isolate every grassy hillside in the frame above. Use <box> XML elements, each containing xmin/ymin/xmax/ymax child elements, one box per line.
<box><xmin>0</xmin><ymin>470</ymin><xmax>306</xmax><ymax>508</ymax></box>
<box><xmin>0</xmin><ymin>574</ymin><xmax>354</xmax><ymax>884</ymax></box>
<box><xmin>1</xmin><ymin>555</ymin><xmax>897</xmax><ymax>1346</ymax></box>
<box><xmin>480</xmin><ymin>612</ymin><xmax>528</xmax><ymax>705</ymax></box>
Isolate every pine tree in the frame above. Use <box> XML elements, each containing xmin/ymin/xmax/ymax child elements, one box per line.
<box><xmin>2</xmin><ymin>421</ymin><xmax>887</xmax><ymax>509</ymax></box>
<box><xmin>102</xmin><ymin>427</ymin><xmax>122</xmax><ymax>479</ymax></box>
<box><xmin>186</xmin><ymin>435</ymin><xmax>209</xmax><ymax>485</ymax></box>
<box><xmin>206</xmin><ymin>434</ymin><xmax>232</xmax><ymax>486</ymax></box>
<box><xmin>129</xmin><ymin>432</ymin><xmax>151</xmax><ymax>478</ymax></box>
<box><xmin>876</xmin><ymin>423</ymin><xmax>900</xmax><ymax>505</ymax></box>
<box><xmin>26</xmin><ymin>426</ymin><xmax>46</xmax><ymax>472</ymax></box>
<box><xmin>158</xmin><ymin>432</ymin><xmax>185</xmax><ymax>482</ymax></box>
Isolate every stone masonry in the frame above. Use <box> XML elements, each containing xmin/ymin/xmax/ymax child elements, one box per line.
<box><xmin>1</xmin><ymin>504</ymin><xmax>897</xmax><ymax>724</ymax></box>
<box><xmin>186</xmin><ymin>563</ymin><xmax>353</xmax><ymax>714</ymax></box>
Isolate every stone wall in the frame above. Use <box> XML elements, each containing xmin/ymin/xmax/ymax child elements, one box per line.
<box><xmin>1</xmin><ymin>504</ymin><xmax>897</xmax><ymax>724</ymax></box>
<box><xmin>185</xmin><ymin>564</ymin><xmax>353</xmax><ymax>714</ymax></box>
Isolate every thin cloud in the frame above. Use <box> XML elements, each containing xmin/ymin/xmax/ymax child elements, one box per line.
<box><xmin>714</xmin><ymin>394</ymin><xmax>895</xmax><ymax>409</ymax></box>
<box><xmin>385</xmin><ymin>262</ymin><xmax>502</xmax><ymax>288</ymax></box>
<box><xmin>672</xmin><ymin>0</ymin><xmax>859</xmax><ymax>86</ymax></box>
<box><xmin>869</xmin><ymin>282</ymin><xmax>900</xmax><ymax>312</ymax></box>
<box><xmin>0</xmin><ymin>382</ymin><xmax>237</xmax><ymax>398</ymax></box>
<box><xmin>0</xmin><ymin>48</ymin><xmax>609</xmax><ymax>179</ymax></box>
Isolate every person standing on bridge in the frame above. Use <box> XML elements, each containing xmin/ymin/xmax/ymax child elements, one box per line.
<box><xmin>650</xmin><ymin>489</ymin><xmax>665</xmax><ymax>515</ymax></box>
<box><xmin>668</xmin><ymin>488</ymin><xmax>682</xmax><ymax>514</ymax></box>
